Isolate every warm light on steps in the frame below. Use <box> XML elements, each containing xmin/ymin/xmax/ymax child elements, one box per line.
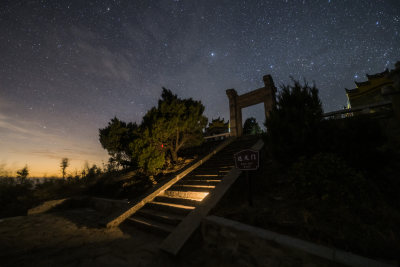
<box><xmin>178</xmin><ymin>179</ymin><xmax>221</xmax><ymax>185</ymax></box>
<box><xmin>149</xmin><ymin>201</ymin><xmax>196</xmax><ymax>210</ymax></box>
<box><xmin>127</xmin><ymin>216</ymin><xmax>174</xmax><ymax>234</ymax></box>
<box><xmin>163</xmin><ymin>190</ymin><xmax>209</xmax><ymax>200</ymax></box>
<box><xmin>172</xmin><ymin>184</ymin><xmax>215</xmax><ymax>189</ymax></box>
<box><xmin>192</xmin><ymin>174</ymin><xmax>220</xmax><ymax>177</ymax></box>
<box><xmin>137</xmin><ymin>208</ymin><xmax>185</xmax><ymax>225</ymax></box>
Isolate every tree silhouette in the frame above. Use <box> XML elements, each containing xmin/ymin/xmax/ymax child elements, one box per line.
<box><xmin>16</xmin><ymin>165</ymin><xmax>29</xmax><ymax>179</ymax></box>
<box><xmin>99</xmin><ymin>117</ymin><xmax>138</xmax><ymax>168</ymax></box>
<box><xmin>265</xmin><ymin>79</ymin><xmax>323</xmax><ymax>163</ymax></box>
<box><xmin>60</xmin><ymin>158</ymin><xmax>69</xmax><ymax>179</ymax></box>
<box><xmin>243</xmin><ymin>117</ymin><xmax>262</xmax><ymax>135</ymax></box>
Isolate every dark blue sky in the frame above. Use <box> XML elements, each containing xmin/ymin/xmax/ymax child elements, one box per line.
<box><xmin>1</xmin><ymin>0</ymin><xmax>399</xmax><ymax>176</ymax></box>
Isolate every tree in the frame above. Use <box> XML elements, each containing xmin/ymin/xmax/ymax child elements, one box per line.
<box><xmin>16</xmin><ymin>165</ymin><xmax>29</xmax><ymax>179</ymax></box>
<box><xmin>243</xmin><ymin>117</ymin><xmax>262</xmax><ymax>135</ymax></box>
<box><xmin>99</xmin><ymin>88</ymin><xmax>208</xmax><ymax>174</ymax></box>
<box><xmin>265</xmin><ymin>79</ymin><xmax>323</xmax><ymax>163</ymax></box>
<box><xmin>60</xmin><ymin>158</ymin><xmax>69</xmax><ymax>179</ymax></box>
<box><xmin>99</xmin><ymin>117</ymin><xmax>138</xmax><ymax>168</ymax></box>
<box><xmin>139</xmin><ymin>88</ymin><xmax>208</xmax><ymax>163</ymax></box>
<box><xmin>130</xmin><ymin>127</ymin><xmax>166</xmax><ymax>174</ymax></box>
<box><xmin>205</xmin><ymin>117</ymin><xmax>229</xmax><ymax>136</ymax></box>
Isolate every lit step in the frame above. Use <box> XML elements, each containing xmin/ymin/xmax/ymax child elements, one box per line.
<box><xmin>126</xmin><ymin>215</ymin><xmax>174</xmax><ymax>236</ymax></box>
<box><xmin>146</xmin><ymin>201</ymin><xmax>195</xmax><ymax>215</ymax></box>
<box><xmin>169</xmin><ymin>184</ymin><xmax>215</xmax><ymax>192</ymax></box>
<box><xmin>177</xmin><ymin>179</ymin><xmax>221</xmax><ymax>186</ymax></box>
<box><xmin>154</xmin><ymin>195</ymin><xmax>202</xmax><ymax>207</ymax></box>
<box><xmin>163</xmin><ymin>190</ymin><xmax>209</xmax><ymax>200</ymax></box>
<box><xmin>137</xmin><ymin>208</ymin><xmax>185</xmax><ymax>225</ymax></box>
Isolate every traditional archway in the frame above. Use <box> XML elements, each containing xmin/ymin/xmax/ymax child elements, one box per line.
<box><xmin>226</xmin><ymin>74</ymin><xmax>277</xmax><ymax>136</ymax></box>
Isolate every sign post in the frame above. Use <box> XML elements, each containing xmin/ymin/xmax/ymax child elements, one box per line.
<box><xmin>234</xmin><ymin>149</ymin><xmax>259</xmax><ymax>206</ymax></box>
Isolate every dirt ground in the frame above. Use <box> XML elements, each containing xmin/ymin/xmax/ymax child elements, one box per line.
<box><xmin>0</xmin><ymin>209</ymin><xmax>170</xmax><ymax>267</ymax></box>
<box><xmin>0</xmin><ymin>208</ymin><xmax>345</xmax><ymax>267</ymax></box>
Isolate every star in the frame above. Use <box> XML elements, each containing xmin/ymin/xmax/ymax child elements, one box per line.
<box><xmin>0</xmin><ymin>0</ymin><xmax>399</xmax><ymax>176</ymax></box>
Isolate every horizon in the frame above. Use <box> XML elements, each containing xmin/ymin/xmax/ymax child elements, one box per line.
<box><xmin>1</xmin><ymin>0</ymin><xmax>399</xmax><ymax>175</ymax></box>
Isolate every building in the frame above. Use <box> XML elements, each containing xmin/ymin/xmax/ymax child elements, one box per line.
<box><xmin>345</xmin><ymin>69</ymin><xmax>393</xmax><ymax>109</ymax></box>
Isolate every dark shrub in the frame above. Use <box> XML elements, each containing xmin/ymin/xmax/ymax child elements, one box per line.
<box><xmin>265</xmin><ymin>79</ymin><xmax>323</xmax><ymax>164</ymax></box>
<box><xmin>290</xmin><ymin>153</ymin><xmax>376</xmax><ymax>205</ymax></box>
<box><xmin>317</xmin><ymin>116</ymin><xmax>387</xmax><ymax>175</ymax></box>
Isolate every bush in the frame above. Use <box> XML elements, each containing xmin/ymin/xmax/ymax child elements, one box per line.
<box><xmin>0</xmin><ymin>178</ymin><xmax>35</xmax><ymax>218</ymax></box>
<box><xmin>290</xmin><ymin>153</ymin><xmax>377</xmax><ymax>206</ymax></box>
<box><xmin>318</xmin><ymin>116</ymin><xmax>387</xmax><ymax>175</ymax></box>
<box><xmin>265</xmin><ymin>79</ymin><xmax>323</xmax><ymax>164</ymax></box>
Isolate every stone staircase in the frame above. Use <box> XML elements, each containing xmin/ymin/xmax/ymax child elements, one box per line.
<box><xmin>124</xmin><ymin>136</ymin><xmax>260</xmax><ymax>237</ymax></box>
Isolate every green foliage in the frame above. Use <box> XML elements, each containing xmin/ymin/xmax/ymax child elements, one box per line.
<box><xmin>16</xmin><ymin>165</ymin><xmax>29</xmax><ymax>179</ymax></box>
<box><xmin>205</xmin><ymin>117</ymin><xmax>229</xmax><ymax>135</ymax></box>
<box><xmin>141</xmin><ymin>88</ymin><xmax>208</xmax><ymax>162</ymax></box>
<box><xmin>130</xmin><ymin>128</ymin><xmax>166</xmax><ymax>174</ymax></box>
<box><xmin>99</xmin><ymin>117</ymin><xmax>139</xmax><ymax>168</ymax></box>
<box><xmin>243</xmin><ymin>117</ymin><xmax>262</xmax><ymax>135</ymax></box>
<box><xmin>99</xmin><ymin>88</ymin><xmax>207</xmax><ymax>175</ymax></box>
<box><xmin>265</xmin><ymin>79</ymin><xmax>323</xmax><ymax>164</ymax></box>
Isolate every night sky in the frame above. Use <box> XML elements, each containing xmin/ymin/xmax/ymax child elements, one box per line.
<box><xmin>1</xmin><ymin>0</ymin><xmax>399</xmax><ymax>176</ymax></box>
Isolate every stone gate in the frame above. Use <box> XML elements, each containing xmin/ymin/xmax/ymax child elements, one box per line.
<box><xmin>226</xmin><ymin>75</ymin><xmax>277</xmax><ymax>136</ymax></box>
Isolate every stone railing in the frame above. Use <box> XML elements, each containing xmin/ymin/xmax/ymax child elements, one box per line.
<box><xmin>204</xmin><ymin>132</ymin><xmax>231</xmax><ymax>140</ymax></box>
<box><xmin>322</xmin><ymin>101</ymin><xmax>393</xmax><ymax>119</ymax></box>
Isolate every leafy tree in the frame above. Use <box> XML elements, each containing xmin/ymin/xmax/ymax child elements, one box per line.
<box><xmin>99</xmin><ymin>88</ymin><xmax>207</xmax><ymax>175</ymax></box>
<box><xmin>205</xmin><ymin>117</ymin><xmax>229</xmax><ymax>136</ymax></box>
<box><xmin>16</xmin><ymin>165</ymin><xmax>29</xmax><ymax>179</ymax></box>
<box><xmin>139</xmin><ymin>88</ymin><xmax>208</xmax><ymax>164</ymax></box>
<box><xmin>265</xmin><ymin>79</ymin><xmax>323</xmax><ymax>164</ymax></box>
<box><xmin>130</xmin><ymin>127</ymin><xmax>166</xmax><ymax>174</ymax></box>
<box><xmin>243</xmin><ymin>117</ymin><xmax>262</xmax><ymax>135</ymax></box>
<box><xmin>99</xmin><ymin>117</ymin><xmax>139</xmax><ymax>168</ymax></box>
<box><xmin>60</xmin><ymin>158</ymin><xmax>69</xmax><ymax>179</ymax></box>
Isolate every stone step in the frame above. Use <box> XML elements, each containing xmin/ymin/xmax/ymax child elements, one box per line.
<box><xmin>169</xmin><ymin>184</ymin><xmax>215</xmax><ymax>192</ymax></box>
<box><xmin>154</xmin><ymin>195</ymin><xmax>202</xmax><ymax>207</ymax></box>
<box><xmin>191</xmin><ymin>168</ymin><xmax>230</xmax><ymax>174</ymax></box>
<box><xmin>204</xmin><ymin>158</ymin><xmax>234</xmax><ymax>163</ymax></box>
<box><xmin>163</xmin><ymin>190</ymin><xmax>210</xmax><ymax>200</ymax></box>
<box><xmin>177</xmin><ymin>179</ymin><xmax>221</xmax><ymax>186</ymax></box>
<box><xmin>126</xmin><ymin>215</ymin><xmax>174</xmax><ymax>236</ymax></box>
<box><xmin>146</xmin><ymin>201</ymin><xmax>195</xmax><ymax>215</ymax></box>
<box><xmin>200</xmin><ymin>164</ymin><xmax>233</xmax><ymax>168</ymax></box>
<box><xmin>185</xmin><ymin>174</ymin><xmax>223</xmax><ymax>179</ymax></box>
<box><xmin>137</xmin><ymin>208</ymin><xmax>185</xmax><ymax>226</ymax></box>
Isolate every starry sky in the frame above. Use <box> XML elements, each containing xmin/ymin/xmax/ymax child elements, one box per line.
<box><xmin>1</xmin><ymin>0</ymin><xmax>399</xmax><ymax>177</ymax></box>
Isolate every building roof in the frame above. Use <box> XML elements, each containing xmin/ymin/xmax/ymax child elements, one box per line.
<box><xmin>366</xmin><ymin>69</ymin><xmax>389</xmax><ymax>80</ymax></box>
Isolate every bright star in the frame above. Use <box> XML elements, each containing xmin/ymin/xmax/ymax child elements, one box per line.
<box><xmin>210</xmin><ymin>52</ymin><xmax>215</xmax><ymax>57</ymax></box>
